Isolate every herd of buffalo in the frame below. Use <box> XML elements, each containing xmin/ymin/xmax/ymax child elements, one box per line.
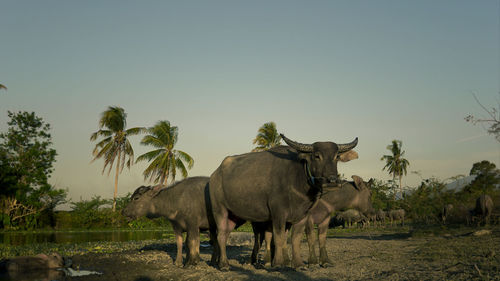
<box><xmin>0</xmin><ymin>134</ymin><xmax>496</xmax><ymax>277</ymax></box>
<box><xmin>120</xmin><ymin>134</ymin><xmax>495</xmax><ymax>270</ymax></box>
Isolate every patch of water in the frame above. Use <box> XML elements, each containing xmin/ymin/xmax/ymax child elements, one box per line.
<box><xmin>60</xmin><ymin>267</ymin><xmax>103</xmax><ymax>277</ymax></box>
<box><xmin>0</xmin><ymin>230</ymin><xmax>174</xmax><ymax>245</ymax></box>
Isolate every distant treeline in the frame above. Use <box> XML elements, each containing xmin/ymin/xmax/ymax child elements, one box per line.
<box><xmin>1</xmin><ymin>111</ymin><xmax>499</xmax><ymax>230</ymax></box>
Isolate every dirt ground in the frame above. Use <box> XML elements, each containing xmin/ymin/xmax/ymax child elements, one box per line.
<box><xmin>54</xmin><ymin>226</ymin><xmax>500</xmax><ymax>281</ymax></box>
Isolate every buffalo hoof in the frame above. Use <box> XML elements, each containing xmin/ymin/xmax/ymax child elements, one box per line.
<box><xmin>320</xmin><ymin>262</ymin><xmax>333</xmax><ymax>268</ymax></box>
<box><xmin>174</xmin><ymin>260</ymin><xmax>183</xmax><ymax>268</ymax></box>
<box><xmin>218</xmin><ymin>262</ymin><xmax>230</xmax><ymax>271</ymax></box>
<box><xmin>308</xmin><ymin>256</ymin><xmax>318</xmax><ymax>265</ymax></box>
<box><xmin>184</xmin><ymin>260</ymin><xmax>198</xmax><ymax>268</ymax></box>
<box><xmin>291</xmin><ymin>260</ymin><xmax>305</xmax><ymax>269</ymax></box>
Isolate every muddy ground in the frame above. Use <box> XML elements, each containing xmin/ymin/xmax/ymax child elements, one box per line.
<box><xmin>2</xmin><ymin>226</ymin><xmax>500</xmax><ymax>281</ymax></box>
<box><xmin>57</xmin><ymin>226</ymin><xmax>500</xmax><ymax>281</ymax></box>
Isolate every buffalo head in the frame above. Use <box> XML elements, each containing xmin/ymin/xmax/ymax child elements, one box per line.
<box><xmin>122</xmin><ymin>185</ymin><xmax>163</xmax><ymax>220</ymax></box>
<box><xmin>280</xmin><ymin>134</ymin><xmax>358</xmax><ymax>186</ymax></box>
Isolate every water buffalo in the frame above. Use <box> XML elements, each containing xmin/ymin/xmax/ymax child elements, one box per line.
<box><xmin>251</xmin><ymin>177</ymin><xmax>373</xmax><ymax>267</ymax></box>
<box><xmin>209</xmin><ymin>134</ymin><xmax>358</xmax><ymax>269</ymax></box>
<box><xmin>301</xmin><ymin>176</ymin><xmax>373</xmax><ymax>266</ymax></box>
<box><xmin>0</xmin><ymin>253</ymin><xmax>67</xmax><ymax>280</ymax></box>
<box><xmin>122</xmin><ymin>177</ymin><xmax>214</xmax><ymax>267</ymax></box>
<box><xmin>334</xmin><ymin>209</ymin><xmax>367</xmax><ymax>228</ymax></box>
<box><xmin>375</xmin><ymin>209</ymin><xmax>387</xmax><ymax>227</ymax></box>
<box><xmin>389</xmin><ymin>209</ymin><xmax>405</xmax><ymax>226</ymax></box>
<box><xmin>440</xmin><ymin>204</ymin><xmax>454</xmax><ymax>224</ymax></box>
<box><xmin>470</xmin><ymin>194</ymin><xmax>494</xmax><ymax>226</ymax></box>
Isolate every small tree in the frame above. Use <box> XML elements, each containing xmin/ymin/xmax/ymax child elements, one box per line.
<box><xmin>90</xmin><ymin>106</ymin><xmax>145</xmax><ymax>211</ymax></box>
<box><xmin>463</xmin><ymin>160</ymin><xmax>500</xmax><ymax>196</ymax></box>
<box><xmin>381</xmin><ymin>140</ymin><xmax>410</xmax><ymax>199</ymax></box>
<box><xmin>0</xmin><ymin>111</ymin><xmax>66</xmax><ymax>228</ymax></box>
<box><xmin>252</xmin><ymin>121</ymin><xmax>281</xmax><ymax>152</ymax></box>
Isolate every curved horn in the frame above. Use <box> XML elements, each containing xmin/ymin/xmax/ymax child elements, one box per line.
<box><xmin>280</xmin><ymin>134</ymin><xmax>313</xmax><ymax>153</ymax></box>
<box><xmin>337</xmin><ymin>137</ymin><xmax>358</xmax><ymax>153</ymax></box>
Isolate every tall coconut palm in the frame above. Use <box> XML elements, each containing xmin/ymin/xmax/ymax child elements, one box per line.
<box><xmin>381</xmin><ymin>140</ymin><xmax>410</xmax><ymax>199</ymax></box>
<box><xmin>252</xmin><ymin>121</ymin><xmax>281</xmax><ymax>152</ymax></box>
<box><xmin>90</xmin><ymin>106</ymin><xmax>145</xmax><ymax>211</ymax></box>
<box><xmin>136</xmin><ymin>120</ymin><xmax>194</xmax><ymax>186</ymax></box>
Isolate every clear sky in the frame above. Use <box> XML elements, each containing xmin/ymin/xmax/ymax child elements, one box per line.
<box><xmin>1</xmin><ymin>1</ymin><xmax>499</xmax><ymax>206</ymax></box>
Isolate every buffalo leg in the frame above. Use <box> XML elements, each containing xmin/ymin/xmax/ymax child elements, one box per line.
<box><xmin>271</xmin><ymin>218</ymin><xmax>287</xmax><ymax>267</ymax></box>
<box><xmin>291</xmin><ymin>217</ymin><xmax>307</xmax><ymax>268</ymax></box>
<box><xmin>305</xmin><ymin>217</ymin><xmax>318</xmax><ymax>265</ymax></box>
<box><xmin>173</xmin><ymin>226</ymin><xmax>183</xmax><ymax>267</ymax></box>
<box><xmin>209</xmin><ymin>228</ymin><xmax>219</xmax><ymax>265</ymax></box>
<box><xmin>264</xmin><ymin>230</ymin><xmax>272</xmax><ymax>266</ymax></box>
<box><xmin>250</xmin><ymin>223</ymin><xmax>264</xmax><ymax>265</ymax></box>
<box><xmin>283</xmin><ymin>229</ymin><xmax>291</xmax><ymax>266</ymax></box>
<box><xmin>215</xmin><ymin>210</ymin><xmax>231</xmax><ymax>270</ymax></box>
<box><xmin>185</xmin><ymin>227</ymin><xmax>200</xmax><ymax>267</ymax></box>
<box><xmin>317</xmin><ymin>219</ymin><xmax>332</xmax><ymax>266</ymax></box>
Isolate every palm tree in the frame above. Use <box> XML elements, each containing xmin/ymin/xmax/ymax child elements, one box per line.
<box><xmin>90</xmin><ymin>106</ymin><xmax>145</xmax><ymax>211</ymax></box>
<box><xmin>252</xmin><ymin>121</ymin><xmax>281</xmax><ymax>152</ymax></box>
<box><xmin>136</xmin><ymin>120</ymin><xmax>194</xmax><ymax>186</ymax></box>
<box><xmin>0</xmin><ymin>84</ymin><xmax>7</xmax><ymax>91</ymax></box>
<box><xmin>381</xmin><ymin>140</ymin><xmax>410</xmax><ymax>199</ymax></box>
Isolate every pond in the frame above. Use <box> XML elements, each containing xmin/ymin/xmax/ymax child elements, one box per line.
<box><xmin>0</xmin><ymin>230</ymin><xmax>175</xmax><ymax>246</ymax></box>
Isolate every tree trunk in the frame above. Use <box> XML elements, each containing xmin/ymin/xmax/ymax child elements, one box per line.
<box><xmin>113</xmin><ymin>150</ymin><xmax>121</xmax><ymax>212</ymax></box>
<box><xmin>399</xmin><ymin>173</ymin><xmax>403</xmax><ymax>199</ymax></box>
<box><xmin>392</xmin><ymin>174</ymin><xmax>396</xmax><ymax>200</ymax></box>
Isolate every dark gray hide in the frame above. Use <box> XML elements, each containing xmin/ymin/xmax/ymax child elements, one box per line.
<box><xmin>296</xmin><ymin>175</ymin><xmax>374</xmax><ymax>266</ymax></box>
<box><xmin>122</xmin><ymin>177</ymin><xmax>213</xmax><ymax>267</ymax></box>
<box><xmin>471</xmin><ymin>194</ymin><xmax>494</xmax><ymax>226</ymax></box>
<box><xmin>376</xmin><ymin>209</ymin><xmax>387</xmax><ymax>226</ymax></box>
<box><xmin>440</xmin><ymin>204</ymin><xmax>454</xmax><ymax>224</ymax></box>
<box><xmin>209</xmin><ymin>134</ymin><xmax>358</xmax><ymax>269</ymax></box>
<box><xmin>389</xmin><ymin>209</ymin><xmax>406</xmax><ymax>226</ymax></box>
<box><xmin>0</xmin><ymin>253</ymin><xmax>65</xmax><ymax>280</ymax></box>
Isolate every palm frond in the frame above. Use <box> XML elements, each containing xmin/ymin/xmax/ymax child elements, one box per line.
<box><xmin>136</xmin><ymin>149</ymin><xmax>165</xmax><ymax>163</ymax></box>
<box><xmin>126</xmin><ymin>126</ymin><xmax>147</xmax><ymax>136</ymax></box>
<box><xmin>140</xmin><ymin>135</ymin><xmax>165</xmax><ymax>148</ymax></box>
<box><xmin>90</xmin><ymin>130</ymin><xmax>112</xmax><ymax>141</ymax></box>
<box><xmin>176</xmin><ymin>150</ymin><xmax>194</xmax><ymax>169</ymax></box>
<box><xmin>175</xmin><ymin>158</ymin><xmax>188</xmax><ymax>179</ymax></box>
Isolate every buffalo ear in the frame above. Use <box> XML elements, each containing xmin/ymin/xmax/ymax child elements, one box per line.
<box><xmin>367</xmin><ymin>178</ymin><xmax>374</xmax><ymax>188</ymax></box>
<box><xmin>150</xmin><ymin>185</ymin><xmax>163</xmax><ymax>197</ymax></box>
<box><xmin>352</xmin><ymin>175</ymin><xmax>365</xmax><ymax>190</ymax></box>
<box><xmin>339</xmin><ymin>150</ymin><xmax>358</xmax><ymax>162</ymax></box>
<box><xmin>297</xmin><ymin>152</ymin><xmax>311</xmax><ymax>163</ymax></box>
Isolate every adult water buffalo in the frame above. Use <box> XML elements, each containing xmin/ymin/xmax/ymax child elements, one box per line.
<box><xmin>209</xmin><ymin>134</ymin><xmax>358</xmax><ymax>269</ymax></box>
<box><xmin>300</xmin><ymin>176</ymin><xmax>373</xmax><ymax>266</ymax></box>
<box><xmin>440</xmin><ymin>204</ymin><xmax>454</xmax><ymax>224</ymax></box>
<box><xmin>389</xmin><ymin>209</ymin><xmax>406</xmax><ymax>226</ymax></box>
<box><xmin>251</xmin><ymin>176</ymin><xmax>373</xmax><ymax>267</ymax></box>
<box><xmin>122</xmin><ymin>177</ymin><xmax>214</xmax><ymax>267</ymax></box>
<box><xmin>470</xmin><ymin>194</ymin><xmax>494</xmax><ymax>226</ymax></box>
<box><xmin>375</xmin><ymin>209</ymin><xmax>387</xmax><ymax>227</ymax></box>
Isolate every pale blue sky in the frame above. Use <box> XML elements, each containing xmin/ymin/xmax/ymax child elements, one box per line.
<box><xmin>1</xmin><ymin>1</ymin><xmax>499</xmax><ymax>204</ymax></box>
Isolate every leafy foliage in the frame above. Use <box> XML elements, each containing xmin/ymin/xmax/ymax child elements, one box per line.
<box><xmin>136</xmin><ymin>120</ymin><xmax>194</xmax><ymax>185</ymax></box>
<box><xmin>252</xmin><ymin>121</ymin><xmax>281</xmax><ymax>152</ymax></box>
<box><xmin>463</xmin><ymin>160</ymin><xmax>500</xmax><ymax>196</ymax></box>
<box><xmin>0</xmin><ymin>111</ymin><xmax>66</xmax><ymax>229</ymax></box>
